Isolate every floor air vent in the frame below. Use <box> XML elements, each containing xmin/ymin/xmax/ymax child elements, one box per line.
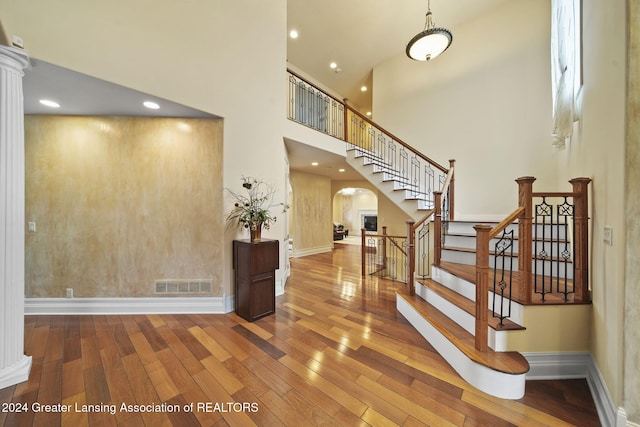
<box><xmin>155</xmin><ymin>280</ymin><xmax>212</xmax><ymax>294</ymax></box>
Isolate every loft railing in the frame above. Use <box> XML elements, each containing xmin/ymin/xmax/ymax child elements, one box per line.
<box><xmin>361</xmin><ymin>227</ymin><xmax>408</xmax><ymax>283</ymax></box>
<box><xmin>287</xmin><ymin>70</ymin><xmax>344</xmax><ymax>139</ymax></box>
<box><xmin>474</xmin><ymin>176</ymin><xmax>591</xmax><ymax>351</ymax></box>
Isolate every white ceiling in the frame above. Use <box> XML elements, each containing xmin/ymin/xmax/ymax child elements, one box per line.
<box><xmin>286</xmin><ymin>0</ymin><xmax>509</xmax><ymax>115</ymax></box>
<box><xmin>23</xmin><ymin>59</ymin><xmax>215</xmax><ymax>118</ymax></box>
<box><xmin>20</xmin><ymin>0</ymin><xmax>508</xmax><ymax>181</ymax></box>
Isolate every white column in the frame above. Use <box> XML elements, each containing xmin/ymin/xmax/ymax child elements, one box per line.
<box><xmin>0</xmin><ymin>45</ymin><xmax>31</xmax><ymax>390</ymax></box>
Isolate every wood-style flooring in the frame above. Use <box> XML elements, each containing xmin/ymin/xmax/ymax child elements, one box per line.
<box><xmin>0</xmin><ymin>244</ymin><xmax>600</xmax><ymax>426</ymax></box>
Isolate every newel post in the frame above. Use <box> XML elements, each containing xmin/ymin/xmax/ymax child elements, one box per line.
<box><xmin>434</xmin><ymin>191</ymin><xmax>443</xmax><ymax>267</ymax></box>
<box><xmin>448</xmin><ymin>159</ymin><xmax>456</xmax><ymax>221</ymax></box>
<box><xmin>474</xmin><ymin>224</ymin><xmax>492</xmax><ymax>352</ymax></box>
<box><xmin>516</xmin><ymin>176</ymin><xmax>536</xmax><ymax>304</ymax></box>
<box><xmin>570</xmin><ymin>177</ymin><xmax>592</xmax><ymax>302</ymax></box>
<box><xmin>407</xmin><ymin>221</ymin><xmax>416</xmax><ymax>295</ymax></box>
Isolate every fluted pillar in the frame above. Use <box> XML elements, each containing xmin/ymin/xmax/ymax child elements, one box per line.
<box><xmin>0</xmin><ymin>45</ymin><xmax>31</xmax><ymax>390</ymax></box>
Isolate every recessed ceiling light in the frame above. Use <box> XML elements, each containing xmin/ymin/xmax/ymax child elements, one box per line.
<box><xmin>339</xmin><ymin>168</ymin><xmax>345</xmax><ymax>172</ymax></box>
<box><xmin>311</xmin><ymin>162</ymin><xmax>319</xmax><ymax>166</ymax></box>
<box><xmin>361</xmin><ymin>86</ymin><xmax>367</xmax><ymax>92</ymax></box>
<box><xmin>329</xmin><ymin>62</ymin><xmax>337</xmax><ymax>69</ymax></box>
<box><xmin>366</xmin><ymin>111</ymin><xmax>372</xmax><ymax>116</ymax></box>
<box><xmin>143</xmin><ymin>101</ymin><xmax>160</xmax><ymax>109</ymax></box>
<box><xmin>289</xmin><ymin>29</ymin><xmax>299</xmax><ymax>39</ymax></box>
<box><xmin>39</xmin><ymin>99</ymin><xmax>60</xmax><ymax>108</ymax></box>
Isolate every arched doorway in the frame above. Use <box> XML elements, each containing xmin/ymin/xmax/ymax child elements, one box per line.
<box><xmin>332</xmin><ymin>187</ymin><xmax>377</xmax><ymax>244</ymax></box>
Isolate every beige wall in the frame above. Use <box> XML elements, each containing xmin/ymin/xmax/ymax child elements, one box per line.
<box><xmin>289</xmin><ymin>171</ymin><xmax>332</xmax><ymax>252</ymax></box>
<box><xmin>625</xmin><ymin>0</ymin><xmax>640</xmax><ymax>420</ymax></box>
<box><xmin>553</xmin><ymin>0</ymin><xmax>628</xmax><ymax>411</ymax></box>
<box><xmin>0</xmin><ymin>0</ymin><xmax>288</xmax><ymax>296</ymax></box>
<box><xmin>372</xmin><ymin>0</ymin><xmax>634</xmax><ymax>415</ymax></box>
<box><xmin>373</xmin><ymin>0</ymin><xmax>555</xmax><ymax>219</ymax></box>
<box><xmin>25</xmin><ymin>116</ymin><xmax>223</xmax><ymax>298</ymax></box>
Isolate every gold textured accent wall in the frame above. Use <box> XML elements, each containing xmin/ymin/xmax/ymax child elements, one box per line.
<box><xmin>289</xmin><ymin>171</ymin><xmax>332</xmax><ymax>250</ymax></box>
<box><xmin>25</xmin><ymin>116</ymin><xmax>224</xmax><ymax>298</ymax></box>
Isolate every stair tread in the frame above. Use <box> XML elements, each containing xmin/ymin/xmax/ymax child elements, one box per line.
<box><xmin>397</xmin><ymin>290</ymin><xmax>530</xmax><ymax>375</ymax></box>
<box><xmin>417</xmin><ymin>278</ymin><xmax>525</xmax><ymax>331</ymax></box>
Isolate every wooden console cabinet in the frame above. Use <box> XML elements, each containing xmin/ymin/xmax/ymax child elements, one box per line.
<box><xmin>233</xmin><ymin>239</ymin><xmax>279</xmax><ymax>321</ymax></box>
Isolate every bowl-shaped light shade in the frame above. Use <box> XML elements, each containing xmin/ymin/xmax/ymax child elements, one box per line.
<box><xmin>406</xmin><ymin>28</ymin><xmax>452</xmax><ymax>61</ymax></box>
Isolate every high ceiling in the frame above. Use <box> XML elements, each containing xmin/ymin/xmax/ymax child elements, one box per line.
<box><xmin>286</xmin><ymin>0</ymin><xmax>509</xmax><ymax>115</ymax></box>
<box><xmin>19</xmin><ymin>1</ymin><xmax>509</xmax><ymax>181</ymax></box>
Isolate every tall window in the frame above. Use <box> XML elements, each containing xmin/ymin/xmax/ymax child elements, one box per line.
<box><xmin>551</xmin><ymin>0</ymin><xmax>581</xmax><ymax>149</ymax></box>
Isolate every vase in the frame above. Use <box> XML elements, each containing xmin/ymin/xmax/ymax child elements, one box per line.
<box><xmin>249</xmin><ymin>223</ymin><xmax>263</xmax><ymax>242</ymax></box>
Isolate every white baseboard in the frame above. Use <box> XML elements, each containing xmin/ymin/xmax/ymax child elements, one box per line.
<box><xmin>291</xmin><ymin>245</ymin><xmax>332</xmax><ymax>258</ymax></box>
<box><xmin>523</xmin><ymin>352</ymin><xmax>621</xmax><ymax>427</ymax></box>
<box><xmin>24</xmin><ymin>296</ymin><xmax>231</xmax><ymax>315</ymax></box>
<box><xmin>0</xmin><ymin>355</ymin><xmax>32</xmax><ymax>390</ymax></box>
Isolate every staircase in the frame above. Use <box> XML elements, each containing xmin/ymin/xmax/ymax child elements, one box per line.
<box><xmin>286</xmin><ymin>70</ymin><xmax>592</xmax><ymax>401</ymax></box>
<box><xmin>347</xmin><ymin>143</ymin><xmax>592</xmax><ymax>400</ymax></box>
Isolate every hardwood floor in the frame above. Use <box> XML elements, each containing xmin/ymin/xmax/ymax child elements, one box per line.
<box><xmin>1</xmin><ymin>244</ymin><xmax>600</xmax><ymax>426</ymax></box>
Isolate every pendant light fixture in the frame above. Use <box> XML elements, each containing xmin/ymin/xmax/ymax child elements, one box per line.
<box><xmin>406</xmin><ymin>0</ymin><xmax>453</xmax><ymax>61</ymax></box>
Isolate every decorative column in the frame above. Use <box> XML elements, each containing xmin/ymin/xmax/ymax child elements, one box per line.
<box><xmin>0</xmin><ymin>45</ymin><xmax>31</xmax><ymax>389</ymax></box>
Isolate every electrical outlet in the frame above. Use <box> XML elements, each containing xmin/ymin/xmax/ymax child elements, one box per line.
<box><xmin>28</xmin><ymin>222</ymin><xmax>36</xmax><ymax>232</ymax></box>
<box><xmin>66</xmin><ymin>288</ymin><xmax>73</xmax><ymax>298</ymax></box>
<box><xmin>12</xmin><ymin>35</ymin><xmax>24</xmax><ymax>49</ymax></box>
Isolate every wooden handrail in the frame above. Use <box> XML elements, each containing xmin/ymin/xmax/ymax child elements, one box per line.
<box><xmin>412</xmin><ymin>208</ymin><xmax>436</xmax><ymax>230</ymax></box>
<box><xmin>488</xmin><ymin>206</ymin><xmax>525</xmax><ymax>239</ymax></box>
<box><xmin>344</xmin><ymin>100</ymin><xmax>449</xmax><ymax>173</ymax></box>
<box><xmin>531</xmin><ymin>191</ymin><xmax>576</xmax><ymax>198</ymax></box>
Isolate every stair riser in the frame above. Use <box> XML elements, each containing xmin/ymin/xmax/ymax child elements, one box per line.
<box><xmin>444</xmin><ymin>234</ymin><xmax>520</xmax><ymax>252</ymax></box>
<box><xmin>415</xmin><ymin>282</ymin><xmax>512</xmax><ymax>352</ymax></box>
<box><xmin>445</xmin><ymin>222</ymin><xmax>569</xmax><ymax>240</ymax></box>
<box><xmin>430</xmin><ymin>266</ymin><xmax>525</xmax><ymax>325</ymax></box>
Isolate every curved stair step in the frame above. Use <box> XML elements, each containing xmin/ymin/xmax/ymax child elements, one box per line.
<box><xmin>396</xmin><ymin>290</ymin><xmax>529</xmax><ymax>399</ymax></box>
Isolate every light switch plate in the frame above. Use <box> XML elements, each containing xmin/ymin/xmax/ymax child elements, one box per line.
<box><xmin>603</xmin><ymin>226</ymin><xmax>613</xmax><ymax>246</ymax></box>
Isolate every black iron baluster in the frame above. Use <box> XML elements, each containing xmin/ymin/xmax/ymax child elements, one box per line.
<box><xmin>492</xmin><ymin>229</ymin><xmax>514</xmax><ymax>326</ymax></box>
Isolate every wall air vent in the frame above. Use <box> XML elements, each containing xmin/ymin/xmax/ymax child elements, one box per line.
<box><xmin>154</xmin><ymin>279</ymin><xmax>212</xmax><ymax>294</ymax></box>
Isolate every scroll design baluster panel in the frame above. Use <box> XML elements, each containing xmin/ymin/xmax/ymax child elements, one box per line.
<box><xmin>533</xmin><ymin>195</ymin><xmax>576</xmax><ymax>302</ymax></box>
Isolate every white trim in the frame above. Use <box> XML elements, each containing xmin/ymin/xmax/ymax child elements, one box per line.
<box><xmin>397</xmin><ymin>295</ymin><xmax>526</xmax><ymax>399</ymax></box>
<box><xmin>0</xmin><ymin>355</ymin><xmax>32</xmax><ymax>390</ymax></box>
<box><xmin>291</xmin><ymin>245</ymin><xmax>332</xmax><ymax>258</ymax></box>
<box><xmin>523</xmin><ymin>352</ymin><xmax>620</xmax><ymax>427</ymax></box>
<box><xmin>24</xmin><ymin>297</ymin><xmax>231</xmax><ymax>315</ymax></box>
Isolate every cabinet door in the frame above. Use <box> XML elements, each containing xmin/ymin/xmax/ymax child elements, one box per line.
<box><xmin>249</xmin><ymin>273</ymin><xmax>275</xmax><ymax>320</ymax></box>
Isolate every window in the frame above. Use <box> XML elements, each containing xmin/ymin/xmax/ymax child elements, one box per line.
<box><xmin>551</xmin><ymin>0</ymin><xmax>582</xmax><ymax>149</ymax></box>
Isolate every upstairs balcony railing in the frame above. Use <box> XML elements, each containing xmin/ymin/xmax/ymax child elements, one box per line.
<box><xmin>287</xmin><ymin>70</ymin><xmax>344</xmax><ymax>139</ymax></box>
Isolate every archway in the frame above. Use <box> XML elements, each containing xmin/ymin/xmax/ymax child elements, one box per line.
<box><xmin>332</xmin><ymin>187</ymin><xmax>377</xmax><ymax>243</ymax></box>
